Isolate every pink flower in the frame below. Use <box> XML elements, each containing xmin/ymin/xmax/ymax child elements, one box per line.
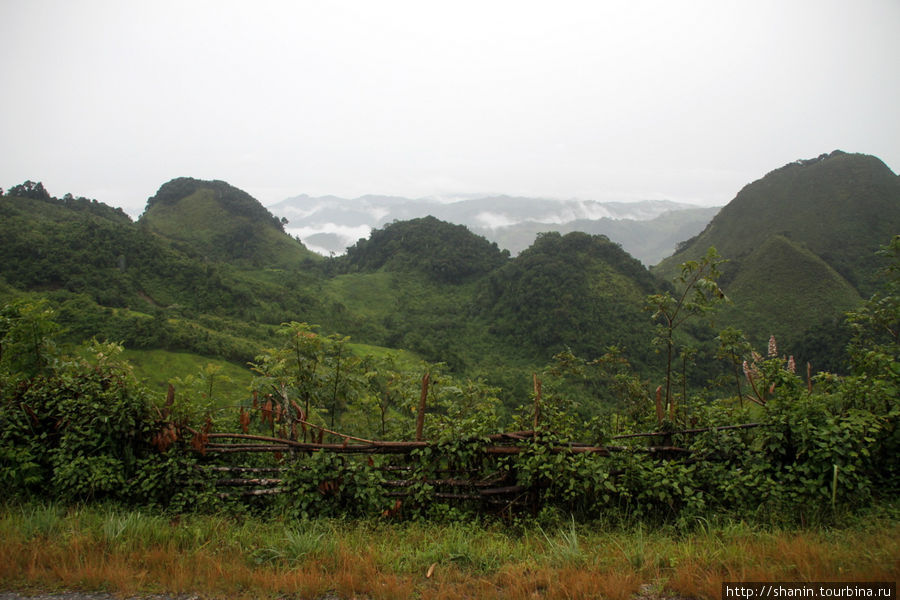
<box><xmin>768</xmin><ymin>335</ymin><xmax>778</xmax><ymax>358</ymax></box>
<box><xmin>787</xmin><ymin>356</ymin><xmax>796</xmax><ymax>373</ymax></box>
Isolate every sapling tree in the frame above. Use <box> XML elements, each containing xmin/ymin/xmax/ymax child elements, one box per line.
<box><xmin>249</xmin><ymin>322</ymin><xmax>327</xmax><ymax>439</ymax></box>
<box><xmin>249</xmin><ymin>322</ymin><xmax>370</xmax><ymax>439</ymax></box>
<box><xmin>646</xmin><ymin>247</ymin><xmax>728</xmax><ymax>421</ymax></box>
<box><xmin>845</xmin><ymin>234</ymin><xmax>900</xmax><ymax>404</ymax></box>
<box><xmin>715</xmin><ymin>327</ymin><xmax>753</xmax><ymax>406</ymax></box>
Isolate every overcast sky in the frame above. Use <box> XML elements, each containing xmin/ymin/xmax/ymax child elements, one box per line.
<box><xmin>2</xmin><ymin>0</ymin><xmax>899</xmax><ymax>218</ymax></box>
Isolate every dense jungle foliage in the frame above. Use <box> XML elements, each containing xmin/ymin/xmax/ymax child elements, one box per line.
<box><xmin>2</xmin><ymin>236</ymin><xmax>897</xmax><ymax>525</ymax></box>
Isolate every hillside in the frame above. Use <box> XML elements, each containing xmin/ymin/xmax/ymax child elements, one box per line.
<box><xmin>140</xmin><ymin>177</ymin><xmax>319</xmax><ymax>267</ymax></box>
<box><xmin>327</xmin><ymin>220</ymin><xmax>664</xmax><ymax>369</ymax></box>
<box><xmin>1</xmin><ymin>180</ymin><xmax>670</xmax><ymax>412</ymax></box>
<box><xmin>654</xmin><ymin>151</ymin><xmax>900</xmax><ymax>346</ymax></box>
<box><xmin>0</xmin><ymin>190</ymin><xmax>195</xmax><ymax>309</ymax></box>
<box><xmin>0</xmin><ymin>182</ymin><xmax>333</xmax><ymax>365</ymax></box>
<box><xmin>337</xmin><ymin>216</ymin><xmax>509</xmax><ymax>284</ymax></box>
<box><xmin>3</xmin><ymin>158</ymin><xmax>894</xmax><ymax>405</ymax></box>
<box><xmin>718</xmin><ymin>235</ymin><xmax>862</xmax><ymax>345</ymax></box>
<box><xmin>474</xmin><ymin>231</ymin><xmax>660</xmax><ymax>370</ymax></box>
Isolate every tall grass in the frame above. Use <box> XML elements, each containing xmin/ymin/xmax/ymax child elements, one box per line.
<box><xmin>1</xmin><ymin>502</ymin><xmax>897</xmax><ymax>599</ymax></box>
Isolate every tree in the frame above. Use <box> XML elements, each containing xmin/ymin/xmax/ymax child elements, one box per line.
<box><xmin>715</xmin><ymin>327</ymin><xmax>753</xmax><ymax>406</ymax></box>
<box><xmin>844</xmin><ymin>235</ymin><xmax>900</xmax><ymax>411</ymax></box>
<box><xmin>646</xmin><ymin>247</ymin><xmax>728</xmax><ymax>419</ymax></box>
<box><xmin>8</xmin><ymin>180</ymin><xmax>51</xmax><ymax>200</ymax></box>
<box><xmin>0</xmin><ymin>299</ymin><xmax>61</xmax><ymax>380</ymax></box>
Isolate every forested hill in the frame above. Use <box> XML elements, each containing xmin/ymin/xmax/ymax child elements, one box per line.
<box><xmin>473</xmin><ymin>231</ymin><xmax>659</xmax><ymax>369</ymax></box>
<box><xmin>336</xmin><ymin>216</ymin><xmax>510</xmax><ymax>283</ymax></box>
<box><xmin>139</xmin><ymin>177</ymin><xmax>319</xmax><ymax>267</ymax></box>
<box><xmin>657</xmin><ymin>151</ymin><xmax>900</xmax><ymax>295</ymax></box>
<box><xmin>654</xmin><ymin>150</ymin><xmax>900</xmax><ymax>348</ymax></box>
<box><xmin>0</xmin><ymin>180</ymin><xmax>668</xmax><ymax>386</ymax></box>
<box><xmin>144</xmin><ymin>177</ymin><xmax>286</xmax><ymax>229</ymax></box>
<box><xmin>0</xmin><ymin>181</ymin><xmax>332</xmax><ymax>363</ymax></box>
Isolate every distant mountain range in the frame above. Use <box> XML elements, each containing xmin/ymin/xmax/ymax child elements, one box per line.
<box><xmin>268</xmin><ymin>194</ymin><xmax>720</xmax><ymax>265</ymax></box>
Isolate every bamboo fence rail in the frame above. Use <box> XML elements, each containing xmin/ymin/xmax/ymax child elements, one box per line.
<box><xmin>175</xmin><ymin>374</ymin><xmax>765</xmax><ymax>511</ymax></box>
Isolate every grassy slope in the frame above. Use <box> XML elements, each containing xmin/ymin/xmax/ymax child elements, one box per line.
<box><xmin>123</xmin><ymin>348</ymin><xmax>253</xmax><ymax>409</ymax></box>
<box><xmin>320</xmin><ymin>270</ymin><xmax>539</xmax><ymax>410</ymax></box>
<box><xmin>721</xmin><ymin>235</ymin><xmax>862</xmax><ymax>346</ymax></box>
<box><xmin>323</xmin><ymin>271</ymin><xmax>400</xmax><ymax>324</ymax></box>
<box><xmin>140</xmin><ymin>188</ymin><xmax>319</xmax><ymax>268</ymax></box>
<box><xmin>322</xmin><ymin>270</ymin><xmax>523</xmax><ymax>364</ymax></box>
<box><xmin>125</xmin><ymin>343</ymin><xmax>421</xmax><ymax>409</ymax></box>
<box><xmin>654</xmin><ymin>152</ymin><xmax>899</xmax><ymax>348</ymax></box>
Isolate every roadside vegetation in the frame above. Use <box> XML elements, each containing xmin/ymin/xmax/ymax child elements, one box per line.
<box><xmin>2</xmin><ymin>502</ymin><xmax>897</xmax><ymax>599</ymax></box>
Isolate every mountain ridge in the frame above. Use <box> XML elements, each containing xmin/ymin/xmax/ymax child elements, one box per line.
<box><xmin>656</xmin><ymin>150</ymin><xmax>899</xmax><ymax>290</ymax></box>
<box><xmin>270</xmin><ymin>193</ymin><xmax>720</xmax><ymax>264</ymax></box>
<box><xmin>2</xmin><ymin>149</ymin><xmax>895</xmax><ymax>388</ymax></box>
<box><xmin>654</xmin><ymin>150</ymin><xmax>900</xmax><ymax>346</ymax></box>
<box><xmin>139</xmin><ymin>177</ymin><xmax>318</xmax><ymax>267</ymax></box>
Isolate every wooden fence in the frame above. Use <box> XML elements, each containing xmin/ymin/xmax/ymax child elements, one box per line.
<box><xmin>173</xmin><ymin>374</ymin><xmax>763</xmax><ymax>515</ymax></box>
<box><xmin>185</xmin><ymin>422</ymin><xmax>762</xmax><ymax>515</ymax></box>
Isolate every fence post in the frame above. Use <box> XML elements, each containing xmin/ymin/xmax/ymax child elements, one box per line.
<box><xmin>415</xmin><ymin>372</ymin><xmax>430</xmax><ymax>441</ymax></box>
<box><xmin>655</xmin><ymin>385</ymin><xmax>664</xmax><ymax>426</ymax></box>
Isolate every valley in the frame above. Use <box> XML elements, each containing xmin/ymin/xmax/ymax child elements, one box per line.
<box><xmin>2</xmin><ymin>151</ymin><xmax>896</xmax><ymax>408</ymax></box>
<box><xmin>2</xmin><ymin>151</ymin><xmax>898</xmax><ymax>596</ymax></box>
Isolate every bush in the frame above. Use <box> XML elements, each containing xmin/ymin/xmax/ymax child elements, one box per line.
<box><xmin>0</xmin><ymin>331</ymin><xmax>155</xmax><ymax>502</ymax></box>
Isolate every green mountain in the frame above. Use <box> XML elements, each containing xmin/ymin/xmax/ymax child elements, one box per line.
<box><xmin>474</xmin><ymin>231</ymin><xmax>659</xmax><ymax>369</ymax></box>
<box><xmin>0</xmin><ymin>182</ymin><xmax>332</xmax><ymax>365</ymax></box>
<box><xmin>654</xmin><ymin>151</ymin><xmax>900</xmax><ymax>346</ymax></box>
<box><xmin>719</xmin><ymin>235</ymin><xmax>862</xmax><ymax>344</ymax></box>
<box><xmin>140</xmin><ymin>177</ymin><xmax>319</xmax><ymax>267</ymax></box>
<box><xmin>1</xmin><ymin>180</ymin><xmax>666</xmax><ymax>401</ymax></box>
<box><xmin>0</xmin><ymin>189</ymin><xmax>194</xmax><ymax>309</ymax></box>
<box><xmin>338</xmin><ymin>216</ymin><xmax>509</xmax><ymax>283</ymax></box>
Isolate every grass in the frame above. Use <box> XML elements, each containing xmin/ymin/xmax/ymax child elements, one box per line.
<box><xmin>1</xmin><ymin>503</ymin><xmax>897</xmax><ymax>599</ymax></box>
<box><xmin>124</xmin><ymin>348</ymin><xmax>253</xmax><ymax>408</ymax></box>
<box><xmin>323</xmin><ymin>272</ymin><xmax>402</xmax><ymax>323</ymax></box>
<box><xmin>720</xmin><ymin>234</ymin><xmax>862</xmax><ymax>346</ymax></box>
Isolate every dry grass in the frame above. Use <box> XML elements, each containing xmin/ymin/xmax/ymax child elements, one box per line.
<box><xmin>1</xmin><ymin>504</ymin><xmax>897</xmax><ymax>600</ymax></box>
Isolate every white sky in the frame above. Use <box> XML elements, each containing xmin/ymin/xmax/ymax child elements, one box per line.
<box><xmin>2</xmin><ymin>0</ymin><xmax>899</xmax><ymax>218</ymax></box>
